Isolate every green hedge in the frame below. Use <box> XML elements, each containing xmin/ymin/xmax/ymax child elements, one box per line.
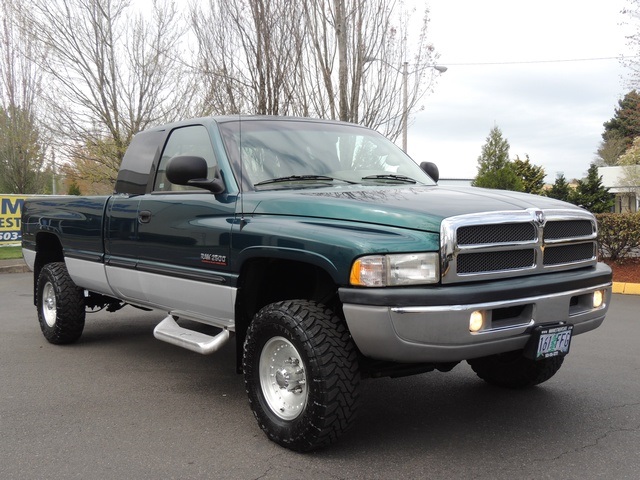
<box><xmin>596</xmin><ymin>212</ymin><xmax>640</xmax><ymax>262</ymax></box>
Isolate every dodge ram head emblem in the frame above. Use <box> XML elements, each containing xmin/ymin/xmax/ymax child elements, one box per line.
<box><xmin>533</xmin><ymin>210</ymin><xmax>545</xmax><ymax>226</ymax></box>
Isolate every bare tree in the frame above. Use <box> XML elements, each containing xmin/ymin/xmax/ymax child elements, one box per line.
<box><xmin>190</xmin><ymin>0</ymin><xmax>441</xmax><ymax>140</ymax></box>
<box><xmin>595</xmin><ymin>136</ymin><xmax>628</xmax><ymax>166</ymax></box>
<box><xmin>0</xmin><ymin>0</ymin><xmax>48</xmax><ymax>193</ymax></box>
<box><xmin>623</xmin><ymin>1</ymin><xmax>640</xmax><ymax>89</ymax></box>
<box><xmin>23</xmin><ymin>0</ymin><xmax>195</xmax><ymax>186</ymax></box>
<box><xmin>302</xmin><ymin>0</ymin><xmax>441</xmax><ymax>139</ymax></box>
<box><xmin>360</xmin><ymin>3</ymin><xmax>441</xmax><ymax>140</ymax></box>
<box><xmin>191</xmin><ymin>0</ymin><xmax>307</xmax><ymax>117</ymax></box>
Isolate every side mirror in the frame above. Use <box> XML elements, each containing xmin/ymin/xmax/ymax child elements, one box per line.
<box><xmin>420</xmin><ymin>161</ymin><xmax>439</xmax><ymax>183</ymax></box>
<box><xmin>165</xmin><ymin>155</ymin><xmax>225</xmax><ymax>194</ymax></box>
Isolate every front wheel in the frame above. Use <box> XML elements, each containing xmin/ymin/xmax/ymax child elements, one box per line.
<box><xmin>36</xmin><ymin>262</ymin><xmax>85</xmax><ymax>344</ymax></box>
<box><xmin>243</xmin><ymin>300</ymin><xmax>360</xmax><ymax>452</ymax></box>
<box><xmin>467</xmin><ymin>350</ymin><xmax>564</xmax><ymax>388</ymax></box>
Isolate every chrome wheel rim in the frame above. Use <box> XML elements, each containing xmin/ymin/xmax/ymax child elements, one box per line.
<box><xmin>42</xmin><ymin>281</ymin><xmax>57</xmax><ymax>327</ymax></box>
<box><xmin>259</xmin><ymin>336</ymin><xmax>308</xmax><ymax>421</ymax></box>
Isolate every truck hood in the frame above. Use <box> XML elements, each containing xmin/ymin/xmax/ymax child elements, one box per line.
<box><xmin>246</xmin><ymin>185</ymin><xmax>584</xmax><ymax>233</ymax></box>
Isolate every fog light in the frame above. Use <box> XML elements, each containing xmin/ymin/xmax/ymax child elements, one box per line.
<box><xmin>593</xmin><ymin>290</ymin><xmax>604</xmax><ymax>308</ymax></box>
<box><xmin>469</xmin><ymin>310</ymin><xmax>484</xmax><ymax>333</ymax></box>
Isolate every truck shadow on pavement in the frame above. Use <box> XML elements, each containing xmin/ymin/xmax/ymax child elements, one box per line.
<box><xmin>331</xmin><ymin>371</ymin><xmax>591</xmax><ymax>458</ymax></box>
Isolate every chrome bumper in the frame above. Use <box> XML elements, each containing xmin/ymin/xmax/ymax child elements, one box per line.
<box><xmin>340</xmin><ymin>270</ymin><xmax>612</xmax><ymax>363</ymax></box>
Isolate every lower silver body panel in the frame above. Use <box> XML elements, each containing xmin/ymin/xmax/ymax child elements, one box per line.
<box><xmin>64</xmin><ymin>257</ymin><xmax>236</xmax><ymax>330</ymax></box>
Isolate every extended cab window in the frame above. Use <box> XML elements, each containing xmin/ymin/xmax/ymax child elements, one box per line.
<box><xmin>154</xmin><ymin>125</ymin><xmax>218</xmax><ymax>191</ymax></box>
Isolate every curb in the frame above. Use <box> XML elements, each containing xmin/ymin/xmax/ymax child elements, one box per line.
<box><xmin>612</xmin><ymin>282</ymin><xmax>640</xmax><ymax>295</ymax></box>
<box><xmin>0</xmin><ymin>264</ymin><xmax>30</xmax><ymax>274</ymax></box>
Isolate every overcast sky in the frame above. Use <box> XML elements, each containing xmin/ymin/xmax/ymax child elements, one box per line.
<box><xmin>406</xmin><ymin>0</ymin><xmax>632</xmax><ymax>182</ymax></box>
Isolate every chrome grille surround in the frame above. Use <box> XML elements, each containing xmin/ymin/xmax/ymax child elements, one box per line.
<box><xmin>441</xmin><ymin>208</ymin><xmax>597</xmax><ymax>284</ymax></box>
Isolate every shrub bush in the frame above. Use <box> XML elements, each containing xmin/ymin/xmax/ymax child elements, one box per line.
<box><xmin>596</xmin><ymin>212</ymin><xmax>640</xmax><ymax>262</ymax></box>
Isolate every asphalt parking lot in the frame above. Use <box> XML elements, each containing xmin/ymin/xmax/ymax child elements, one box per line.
<box><xmin>1</xmin><ymin>271</ymin><xmax>639</xmax><ymax>479</ymax></box>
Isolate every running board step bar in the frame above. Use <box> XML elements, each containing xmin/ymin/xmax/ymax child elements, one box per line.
<box><xmin>153</xmin><ymin>315</ymin><xmax>230</xmax><ymax>355</ymax></box>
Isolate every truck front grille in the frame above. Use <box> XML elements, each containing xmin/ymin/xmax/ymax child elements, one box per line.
<box><xmin>457</xmin><ymin>249</ymin><xmax>536</xmax><ymax>274</ymax></box>
<box><xmin>441</xmin><ymin>209</ymin><xmax>597</xmax><ymax>284</ymax></box>
<box><xmin>543</xmin><ymin>242</ymin><xmax>596</xmax><ymax>266</ymax></box>
<box><xmin>457</xmin><ymin>222</ymin><xmax>536</xmax><ymax>245</ymax></box>
<box><xmin>544</xmin><ymin>220</ymin><xmax>594</xmax><ymax>240</ymax></box>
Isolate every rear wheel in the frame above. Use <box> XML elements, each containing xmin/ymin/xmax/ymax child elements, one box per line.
<box><xmin>243</xmin><ymin>300</ymin><xmax>360</xmax><ymax>452</ymax></box>
<box><xmin>36</xmin><ymin>262</ymin><xmax>85</xmax><ymax>344</ymax></box>
<box><xmin>467</xmin><ymin>350</ymin><xmax>564</xmax><ymax>388</ymax></box>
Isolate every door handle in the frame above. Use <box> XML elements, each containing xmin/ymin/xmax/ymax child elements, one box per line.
<box><xmin>138</xmin><ymin>210</ymin><xmax>152</xmax><ymax>224</ymax></box>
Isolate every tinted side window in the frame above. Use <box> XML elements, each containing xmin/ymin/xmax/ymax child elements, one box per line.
<box><xmin>154</xmin><ymin>125</ymin><xmax>218</xmax><ymax>191</ymax></box>
<box><xmin>114</xmin><ymin>129</ymin><xmax>165</xmax><ymax>194</ymax></box>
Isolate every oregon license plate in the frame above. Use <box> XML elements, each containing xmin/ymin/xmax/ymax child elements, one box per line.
<box><xmin>525</xmin><ymin>324</ymin><xmax>573</xmax><ymax>361</ymax></box>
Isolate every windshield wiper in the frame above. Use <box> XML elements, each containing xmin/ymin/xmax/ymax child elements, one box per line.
<box><xmin>254</xmin><ymin>175</ymin><xmax>336</xmax><ymax>186</ymax></box>
<box><xmin>254</xmin><ymin>175</ymin><xmax>357</xmax><ymax>187</ymax></box>
<box><xmin>361</xmin><ymin>174</ymin><xmax>417</xmax><ymax>184</ymax></box>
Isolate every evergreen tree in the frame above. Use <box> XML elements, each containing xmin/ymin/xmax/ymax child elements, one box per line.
<box><xmin>67</xmin><ymin>181</ymin><xmax>82</xmax><ymax>196</ymax></box>
<box><xmin>596</xmin><ymin>91</ymin><xmax>640</xmax><ymax>166</ymax></box>
<box><xmin>547</xmin><ymin>173</ymin><xmax>573</xmax><ymax>202</ymax></box>
<box><xmin>571</xmin><ymin>164</ymin><xmax>614</xmax><ymax>213</ymax></box>
<box><xmin>601</xmin><ymin>90</ymin><xmax>640</xmax><ymax>151</ymax></box>
<box><xmin>513</xmin><ymin>154</ymin><xmax>545</xmax><ymax>194</ymax></box>
<box><xmin>472</xmin><ymin>126</ymin><xmax>523</xmax><ymax>191</ymax></box>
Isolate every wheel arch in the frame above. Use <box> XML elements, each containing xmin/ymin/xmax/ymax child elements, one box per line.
<box><xmin>233</xmin><ymin>254</ymin><xmax>344</xmax><ymax>372</ymax></box>
<box><xmin>32</xmin><ymin>232</ymin><xmax>65</xmax><ymax>305</ymax></box>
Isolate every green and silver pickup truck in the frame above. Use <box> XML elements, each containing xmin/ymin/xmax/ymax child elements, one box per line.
<box><xmin>22</xmin><ymin>116</ymin><xmax>612</xmax><ymax>451</ymax></box>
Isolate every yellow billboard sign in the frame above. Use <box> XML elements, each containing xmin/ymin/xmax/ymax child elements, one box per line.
<box><xmin>0</xmin><ymin>195</ymin><xmax>27</xmax><ymax>245</ymax></box>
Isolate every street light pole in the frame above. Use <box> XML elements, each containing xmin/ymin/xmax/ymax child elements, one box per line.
<box><xmin>402</xmin><ymin>63</ymin><xmax>447</xmax><ymax>152</ymax></box>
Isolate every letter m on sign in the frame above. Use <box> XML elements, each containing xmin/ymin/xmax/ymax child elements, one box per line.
<box><xmin>1</xmin><ymin>197</ymin><xmax>23</xmax><ymax>215</ymax></box>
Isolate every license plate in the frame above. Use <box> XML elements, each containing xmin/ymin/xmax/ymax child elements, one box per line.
<box><xmin>524</xmin><ymin>324</ymin><xmax>573</xmax><ymax>361</ymax></box>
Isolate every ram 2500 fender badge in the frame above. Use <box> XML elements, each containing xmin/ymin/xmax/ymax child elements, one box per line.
<box><xmin>200</xmin><ymin>253</ymin><xmax>227</xmax><ymax>266</ymax></box>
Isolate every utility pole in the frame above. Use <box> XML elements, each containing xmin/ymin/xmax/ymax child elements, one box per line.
<box><xmin>364</xmin><ymin>57</ymin><xmax>447</xmax><ymax>152</ymax></box>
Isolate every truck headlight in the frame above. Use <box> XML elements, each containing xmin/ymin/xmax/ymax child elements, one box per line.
<box><xmin>350</xmin><ymin>253</ymin><xmax>439</xmax><ymax>286</ymax></box>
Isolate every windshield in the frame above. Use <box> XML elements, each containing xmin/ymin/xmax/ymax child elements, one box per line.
<box><xmin>217</xmin><ymin>119</ymin><xmax>436</xmax><ymax>190</ymax></box>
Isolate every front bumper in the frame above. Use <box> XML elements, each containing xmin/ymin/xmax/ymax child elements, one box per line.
<box><xmin>339</xmin><ymin>264</ymin><xmax>612</xmax><ymax>363</ymax></box>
